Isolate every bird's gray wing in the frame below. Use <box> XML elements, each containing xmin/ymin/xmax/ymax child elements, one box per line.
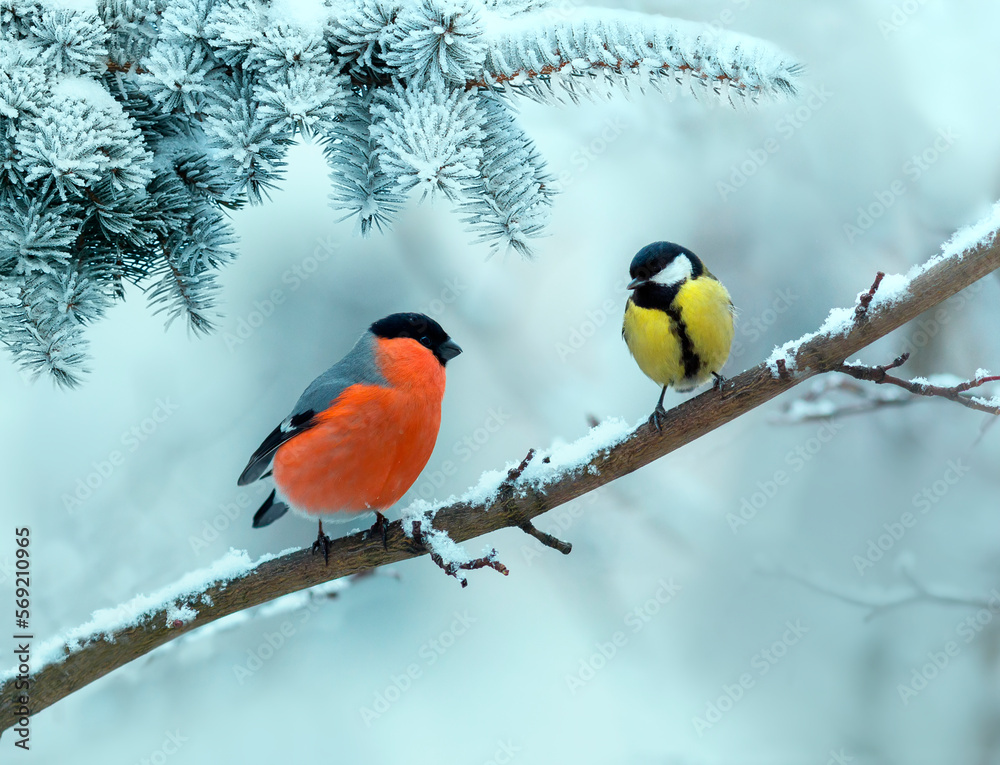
<box><xmin>236</xmin><ymin>333</ymin><xmax>386</xmax><ymax>486</ymax></box>
<box><xmin>237</xmin><ymin>409</ymin><xmax>319</xmax><ymax>487</ymax></box>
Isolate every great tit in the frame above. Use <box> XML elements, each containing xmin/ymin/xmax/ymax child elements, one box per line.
<box><xmin>622</xmin><ymin>242</ymin><xmax>736</xmax><ymax>427</ymax></box>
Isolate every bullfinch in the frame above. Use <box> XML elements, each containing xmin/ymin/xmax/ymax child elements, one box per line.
<box><xmin>238</xmin><ymin>312</ymin><xmax>462</xmax><ymax>560</ymax></box>
<box><xmin>623</xmin><ymin>242</ymin><xmax>736</xmax><ymax>428</ymax></box>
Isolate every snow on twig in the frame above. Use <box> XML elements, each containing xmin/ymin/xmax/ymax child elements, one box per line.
<box><xmin>399</xmin><ymin>417</ymin><xmax>633</xmax><ymax>584</ymax></box>
<box><xmin>767</xmin><ymin>202</ymin><xmax>1000</xmax><ymax>376</ymax></box>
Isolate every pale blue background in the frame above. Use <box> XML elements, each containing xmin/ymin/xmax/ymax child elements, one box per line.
<box><xmin>3</xmin><ymin>2</ymin><xmax>1000</xmax><ymax>762</ymax></box>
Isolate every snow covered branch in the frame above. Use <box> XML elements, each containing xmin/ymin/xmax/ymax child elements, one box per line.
<box><xmin>2</xmin><ymin>208</ymin><xmax>999</xmax><ymax>736</ymax></box>
<box><xmin>835</xmin><ymin>355</ymin><xmax>1000</xmax><ymax>416</ymax></box>
<box><xmin>1</xmin><ymin>0</ymin><xmax>802</xmax><ymax>384</ymax></box>
<box><xmin>471</xmin><ymin>8</ymin><xmax>802</xmax><ymax>105</ymax></box>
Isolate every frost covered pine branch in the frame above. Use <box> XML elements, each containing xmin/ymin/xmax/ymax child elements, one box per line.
<box><xmin>0</xmin><ymin>0</ymin><xmax>801</xmax><ymax>384</ymax></box>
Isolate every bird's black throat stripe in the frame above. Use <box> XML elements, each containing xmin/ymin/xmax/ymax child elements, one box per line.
<box><xmin>631</xmin><ymin>282</ymin><xmax>703</xmax><ymax>381</ymax></box>
<box><xmin>665</xmin><ymin>303</ymin><xmax>702</xmax><ymax>381</ymax></box>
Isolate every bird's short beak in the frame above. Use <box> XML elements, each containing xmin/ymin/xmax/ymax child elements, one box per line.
<box><xmin>439</xmin><ymin>339</ymin><xmax>462</xmax><ymax>361</ymax></box>
<box><xmin>627</xmin><ymin>277</ymin><xmax>647</xmax><ymax>290</ymax></box>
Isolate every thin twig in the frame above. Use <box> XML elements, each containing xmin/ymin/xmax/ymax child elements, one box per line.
<box><xmin>490</xmin><ymin>448</ymin><xmax>536</xmax><ymax>507</ymax></box>
<box><xmin>974</xmin><ymin>415</ymin><xmax>999</xmax><ymax>446</ymax></box>
<box><xmin>410</xmin><ymin>520</ymin><xmax>510</xmax><ymax>589</ymax></box>
<box><xmin>772</xmin><ymin>376</ymin><xmax>913</xmax><ymax>423</ymax></box>
<box><xmin>836</xmin><ymin>354</ymin><xmax>1000</xmax><ymax>415</ymax></box>
<box><xmin>763</xmin><ymin>564</ymin><xmax>998</xmax><ymax>622</ymax></box>
<box><xmin>506</xmin><ymin>448</ymin><xmax>536</xmax><ymax>484</ymax></box>
<box><xmin>519</xmin><ymin>521</ymin><xmax>573</xmax><ymax>554</ymax></box>
<box><xmin>500</xmin><ymin>450</ymin><xmax>574</xmax><ymax>554</ymax></box>
<box><xmin>105</xmin><ymin>59</ymin><xmax>147</xmax><ymax>75</ymax></box>
<box><xmin>854</xmin><ymin>270</ymin><xmax>885</xmax><ymax>321</ymax></box>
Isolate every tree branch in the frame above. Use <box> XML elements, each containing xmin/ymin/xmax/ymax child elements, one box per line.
<box><xmin>763</xmin><ymin>563</ymin><xmax>998</xmax><ymax>622</ymax></box>
<box><xmin>772</xmin><ymin>376</ymin><xmax>914</xmax><ymax>423</ymax></box>
<box><xmin>836</xmin><ymin>354</ymin><xmax>1000</xmax><ymax>415</ymax></box>
<box><xmin>2</xmin><ymin>224</ymin><xmax>999</xmax><ymax>735</ymax></box>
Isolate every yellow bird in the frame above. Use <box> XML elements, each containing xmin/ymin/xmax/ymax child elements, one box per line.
<box><xmin>622</xmin><ymin>241</ymin><xmax>736</xmax><ymax>427</ymax></box>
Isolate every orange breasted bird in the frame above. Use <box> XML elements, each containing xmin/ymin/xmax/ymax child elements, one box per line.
<box><xmin>238</xmin><ymin>312</ymin><xmax>462</xmax><ymax>560</ymax></box>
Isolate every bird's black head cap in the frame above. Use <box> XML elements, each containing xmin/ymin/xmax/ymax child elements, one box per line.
<box><xmin>369</xmin><ymin>312</ymin><xmax>462</xmax><ymax>365</ymax></box>
<box><xmin>629</xmin><ymin>241</ymin><xmax>704</xmax><ymax>281</ymax></box>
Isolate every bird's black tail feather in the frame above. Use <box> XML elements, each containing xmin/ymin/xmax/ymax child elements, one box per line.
<box><xmin>252</xmin><ymin>489</ymin><xmax>289</xmax><ymax>528</ymax></box>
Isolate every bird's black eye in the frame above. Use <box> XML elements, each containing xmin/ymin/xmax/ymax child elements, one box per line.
<box><xmin>419</xmin><ymin>335</ymin><xmax>431</xmax><ymax>347</ymax></box>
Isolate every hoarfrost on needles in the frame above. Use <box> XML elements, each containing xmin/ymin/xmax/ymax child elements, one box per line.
<box><xmin>0</xmin><ymin>0</ymin><xmax>800</xmax><ymax>383</ymax></box>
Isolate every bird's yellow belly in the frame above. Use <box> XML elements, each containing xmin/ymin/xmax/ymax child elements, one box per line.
<box><xmin>623</xmin><ymin>302</ymin><xmax>686</xmax><ymax>388</ymax></box>
<box><xmin>623</xmin><ymin>279</ymin><xmax>734</xmax><ymax>391</ymax></box>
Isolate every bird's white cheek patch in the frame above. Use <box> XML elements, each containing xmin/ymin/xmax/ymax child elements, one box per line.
<box><xmin>651</xmin><ymin>256</ymin><xmax>694</xmax><ymax>287</ymax></box>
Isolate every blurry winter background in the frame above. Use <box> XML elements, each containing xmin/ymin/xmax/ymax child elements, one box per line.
<box><xmin>4</xmin><ymin>0</ymin><xmax>1000</xmax><ymax>762</ymax></box>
